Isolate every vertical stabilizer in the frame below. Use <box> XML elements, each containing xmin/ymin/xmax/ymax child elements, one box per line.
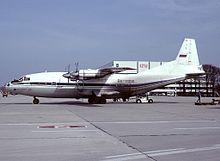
<box><xmin>176</xmin><ymin>38</ymin><xmax>200</xmax><ymax>66</ymax></box>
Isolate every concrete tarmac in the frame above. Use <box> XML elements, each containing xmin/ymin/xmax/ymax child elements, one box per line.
<box><xmin>1</xmin><ymin>95</ymin><xmax>220</xmax><ymax>161</ymax></box>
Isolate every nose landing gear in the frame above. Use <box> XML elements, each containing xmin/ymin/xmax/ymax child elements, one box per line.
<box><xmin>33</xmin><ymin>97</ymin><xmax>39</xmax><ymax>104</ymax></box>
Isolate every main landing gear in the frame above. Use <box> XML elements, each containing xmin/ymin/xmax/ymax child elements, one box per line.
<box><xmin>33</xmin><ymin>97</ymin><xmax>39</xmax><ymax>104</ymax></box>
<box><xmin>88</xmin><ymin>97</ymin><xmax>106</xmax><ymax>104</ymax></box>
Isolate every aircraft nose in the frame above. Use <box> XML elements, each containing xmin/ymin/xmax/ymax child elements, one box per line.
<box><xmin>4</xmin><ymin>82</ymin><xmax>13</xmax><ymax>92</ymax></box>
<box><xmin>5</xmin><ymin>82</ymin><xmax>11</xmax><ymax>87</ymax></box>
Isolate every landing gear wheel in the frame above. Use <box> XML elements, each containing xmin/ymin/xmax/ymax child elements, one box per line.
<box><xmin>100</xmin><ymin>98</ymin><xmax>106</xmax><ymax>104</ymax></box>
<box><xmin>148</xmin><ymin>99</ymin><xmax>153</xmax><ymax>103</ymax></box>
<box><xmin>88</xmin><ymin>97</ymin><xmax>106</xmax><ymax>104</ymax></box>
<box><xmin>88</xmin><ymin>97</ymin><xmax>95</xmax><ymax>104</ymax></box>
<box><xmin>33</xmin><ymin>97</ymin><xmax>39</xmax><ymax>104</ymax></box>
<box><xmin>136</xmin><ymin>99</ymin><xmax>142</xmax><ymax>103</ymax></box>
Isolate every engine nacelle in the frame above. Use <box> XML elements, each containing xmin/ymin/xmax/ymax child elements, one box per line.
<box><xmin>63</xmin><ymin>67</ymin><xmax>134</xmax><ymax>80</ymax></box>
<box><xmin>78</xmin><ymin>69</ymin><xmax>100</xmax><ymax>78</ymax></box>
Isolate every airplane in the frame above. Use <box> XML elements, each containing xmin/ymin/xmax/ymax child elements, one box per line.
<box><xmin>5</xmin><ymin>38</ymin><xmax>205</xmax><ymax>104</ymax></box>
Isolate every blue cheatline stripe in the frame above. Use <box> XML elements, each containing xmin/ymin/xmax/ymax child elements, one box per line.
<box><xmin>12</xmin><ymin>77</ymin><xmax>185</xmax><ymax>89</ymax></box>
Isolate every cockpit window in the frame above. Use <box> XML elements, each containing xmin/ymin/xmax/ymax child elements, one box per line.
<box><xmin>11</xmin><ymin>79</ymin><xmax>19</xmax><ymax>83</ymax></box>
<box><xmin>18</xmin><ymin>76</ymin><xmax>30</xmax><ymax>82</ymax></box>
<box><xmin>23</xmin><ymin>76</ymin><xmax>30</xmax><ymax>81</ymax></box>
<box><xmin>11</xmin><ymin>76</ymin><xmax>30</xmax><ymax>83</ymax></box>
<box><xmin>18</xmin><ymin>77</ymin><xmax>23</xmax><ymax>82</ymax></box>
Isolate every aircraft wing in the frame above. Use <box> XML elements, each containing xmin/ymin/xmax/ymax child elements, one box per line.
<box><xmin>63</xmin><ymin>67</ymin><xmax>135</xmax><ymax>80</ymax></box>
<box><xmin>98</xmin><ymin>67</ymin><xmax>135</xmax><ymax>76</ymax></box>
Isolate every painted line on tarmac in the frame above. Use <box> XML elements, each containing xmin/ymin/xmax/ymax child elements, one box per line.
<box><xmin>0</xmin><ymin>120</ymin><xmax>216</xmax><ymax>126</ymax></box>
<box><xmin>175</xmin><ymin>127</ymin><xmax>220</xmax><ymax>130</ymax></box>
<box><xmin>148</xmin><ymin>144</ymin><xmax>220</xmax><ymax>157</ymax></box>
<box><xmin>94</xmin><ymin>120</ymin><xmax>217</xmax><ymax>124</ymax></box>
<box><xmin>105</xmin><ymin>148</ymin><xmax>183</xmax><ymax>161</ymax></box>
<box><xmin>0</xmin><ymin>123</ymin><xmax>88</xmax><ymax>126</ymax></box>
<box><xmin>37</xmin><ymin>125</ymin><xmax>86</xmax><ymax>129</ymax></box>
<box><xmin>32</xmin><ymin>130</ymin><xmax>99</xmax><ymax>133</ymax></box>
<box><xmin>103</xmin><ymin>145</ymin><xmax>220</xmax><ymax>161</ymax></box>
<box><xmin>104</xmin><ymin>154</ymin><xmax>147</xmax><ymax>161</ymax></box>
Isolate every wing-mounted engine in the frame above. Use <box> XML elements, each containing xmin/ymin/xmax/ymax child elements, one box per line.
<box><xmin>63</xmin><ymin>67</ymin><xmax>135</xmax><ymax>81</ymax></box>
<box><xmin>70</xmin><ymin>69</ymin><xmax>100</xmax><ymax>81</ymax></box>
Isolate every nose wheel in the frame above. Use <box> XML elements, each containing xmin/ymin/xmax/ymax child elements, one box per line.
<box><xmin>33</xmin><ymin>97</ymin><xmax>39</xmax><ymax>104</ymax></box>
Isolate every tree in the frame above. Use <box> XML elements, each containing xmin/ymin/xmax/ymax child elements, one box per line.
<box><xmin>202</xmin><ymin>64</ymin><xmax>220</xmax><ymax>96</ymax></box>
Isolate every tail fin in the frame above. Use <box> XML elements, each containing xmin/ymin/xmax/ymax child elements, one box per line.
<box><xmin>176</xmin><ymin>38</ymin><xmax>200</xmax><ymax>66</ymax></box>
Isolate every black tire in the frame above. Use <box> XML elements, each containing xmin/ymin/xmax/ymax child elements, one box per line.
<box><xmin>33</xmin><ymin>98</ymin><xmax>39</xmax><ymax>104</ymax></box>
<box><xmin>148</xmin><ymin>99</ymin><xmax>153</xmax><ymax>103</ymax></box>
<box><xmin>100</xmin><ymin>98</ymin><xmax>107</xmax><ymax>104</ymax></box>
<box><xmin>88</xmin><ymin>97</ymin><xmax>94</xmax><ymax>104</ymax></box>
<box><xmin>136</xmin><ymin>99</ymin><xmax>142</xmax><ymax>103</ymax></box>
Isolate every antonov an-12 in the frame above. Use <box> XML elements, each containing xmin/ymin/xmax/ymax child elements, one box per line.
<box><xmin>5</xmin><ymin>38</ymin><xmax>204</xmax><ymax>104</ymax></box>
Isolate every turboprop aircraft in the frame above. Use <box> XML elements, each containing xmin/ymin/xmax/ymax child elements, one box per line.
<box><xmin>5</xmin><ymin>38</ymin><xmax>204</xmax><ymax>104</ymax></box>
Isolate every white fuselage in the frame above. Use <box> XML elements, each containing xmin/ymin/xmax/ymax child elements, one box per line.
<box><xmin>5</xmin><ymin>63</ymin><xmax>190</xmax><ymax>99</ymax></box>
<box><xmin>5</xmin><ymin>38</ymin><xmax>205</xmax><ymax>103</ymax></box>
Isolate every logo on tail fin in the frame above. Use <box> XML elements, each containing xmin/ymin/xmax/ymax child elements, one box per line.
<box><xmin>179</xmin><ymin>54</ymin><xmax>187</xmax><ymax>58</ymax></box>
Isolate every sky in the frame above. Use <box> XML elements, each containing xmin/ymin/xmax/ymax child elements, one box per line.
<box><xmin>0</xmin><ymin>0</ymin><xmax>220</xmax><ymax>85</ymax></box>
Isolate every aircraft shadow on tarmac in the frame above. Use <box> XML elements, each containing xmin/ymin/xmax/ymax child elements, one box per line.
<box><xmin>42</xmin><ymin>101</ymin><xmax>102</xmax><ymax>107</ymax></box>
<box><xmin>0</xmin><ymin>100</ymin><xmax>182</xmax><ymax>107</ymax></box>
<box><xmin>0</xmin><ymin>101</ymin><xmax>101</xmax><ymax>107</ymax></box>
<box><xmin>206</xmin><ymin>106</ymin><xmax>220</xmax><ymax>109</ymax></box>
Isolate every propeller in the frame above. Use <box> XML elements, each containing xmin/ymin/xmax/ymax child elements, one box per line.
<box><xmin>63</xmin><ymin>62</ymin><xmax>80</xmax><ymax>82</ymax></box>
<box><xmin>67</xmin><ymin>64</ymin><xmax>70</xmax><ymax>83</ymax></box>
<box><xmin>74</xmin><ymin>62</ymin><xmax>80</xmax><ymax>80</ymax></box>
<box><xmin>63</xmin><ymin>64</ymin><xmax>71</xmax><ymax>83</ymax></box>
<box><xmin>75</xmin><ymin>62</ymin><xmax>79</xmax><ymax>73</ymax></box>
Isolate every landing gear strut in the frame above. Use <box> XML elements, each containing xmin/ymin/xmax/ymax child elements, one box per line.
<box><xmin>33</xmin><ymin>97</ymin><xmax>39</xmax><ymax>104</ymax></box>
